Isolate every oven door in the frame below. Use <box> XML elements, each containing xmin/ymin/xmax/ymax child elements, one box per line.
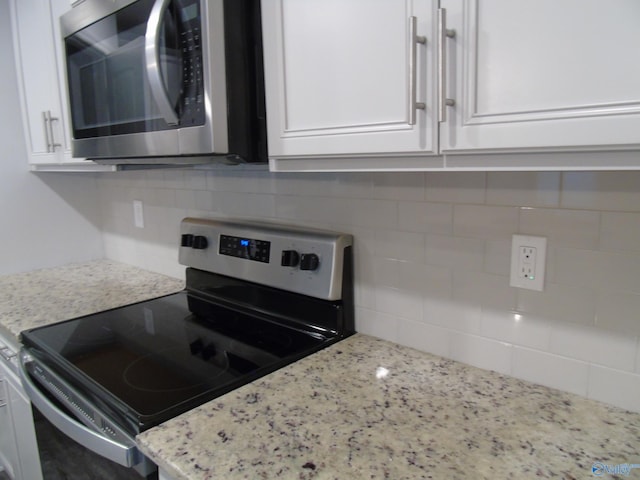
<box><xmin>61</xmin><ymin>0</ymin><xmax>229</xmax><ymax>160</ymax></box>
<box><xmin>18</xmin><ymin>351</ymin><xmax>156</xmax><ymax>479</ymax></box>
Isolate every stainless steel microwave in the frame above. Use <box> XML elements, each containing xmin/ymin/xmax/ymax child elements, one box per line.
<box><xmin>60</xmin><ymin>0</ymin><xmax>266</xmax><ymax>165</ymax></box>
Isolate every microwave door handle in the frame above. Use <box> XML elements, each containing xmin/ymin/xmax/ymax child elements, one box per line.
<box><xmin>145</xmin><ymin>0</ymin><xmax>180</xmax><ymax>126</ymax></box>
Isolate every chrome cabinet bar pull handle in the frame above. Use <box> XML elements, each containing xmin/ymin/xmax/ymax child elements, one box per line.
<box><xmin>46</xmin><ymin>111</ymin><xmax>62</xmax><ymax>151</ymax></box>
<box><xmin>43</xmin><ymin>111</ymin><xmax>62</xmax><ymax>152</ymax></box>
<box><xmin>42</xmin><ymin>111</ymin><xmax>52</xmax><ymax>152</ymax></box>
<box><xmin>438</xmin><ymin>8</ymin><xmax>456</xmax><ymax>123</ymax></box>
<box><xmin>408</xmin><ymin>16</ymin><xmax>426</xmax><ymax>126</ymax></box>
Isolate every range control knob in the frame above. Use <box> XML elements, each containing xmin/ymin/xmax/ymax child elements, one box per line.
<box><xmin>281</xmin><ymin>250</ymin><xmax>300</xmax><ymax>267</ymax></box>
<box><xmin>299</xmin><ymin>253</ymin><xmax>320</xmax><ymax>271</ymax></box>
<box><xmin>192</xmin><ymin>235</ymin><xmax>208</xmax><ymax>250</ymax></box>
<box><xmin>181</xmin><ymin>234</ymin><xmax>194</xmax><ymax>247</ymax></box>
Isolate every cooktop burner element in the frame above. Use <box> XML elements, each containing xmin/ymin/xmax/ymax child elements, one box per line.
<box><xmin>20</xmin><ymin>217</ymin><xmax>354</xmax><ymax>477</ymax></box>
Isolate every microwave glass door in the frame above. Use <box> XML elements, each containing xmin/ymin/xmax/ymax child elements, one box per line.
<box><xmin>66</xmin><ymin>0</ymin><xmax>204</xmax><ymax>140</ymax></box>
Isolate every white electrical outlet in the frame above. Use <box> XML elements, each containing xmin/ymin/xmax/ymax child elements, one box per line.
<box><xmin>133</xmin><ymin>200</ymin><xmax>144</xmax><ymax>228</ymax></box>
<box><xmin>510</xmin><ymin>234</ymin><xmax>547</xmax><ymax>291</ymax></box>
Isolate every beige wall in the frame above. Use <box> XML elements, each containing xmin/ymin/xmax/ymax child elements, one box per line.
<box><xmin>0</xmin><ymin>0</ymin><xmax>103</xmax><ymax>275</ymax></box>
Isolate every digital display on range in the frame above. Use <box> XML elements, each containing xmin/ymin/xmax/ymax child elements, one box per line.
<box><xmin>219</xmin><ymin>235</ymin><xmax>270</xmax><ymax>263</ymax></box>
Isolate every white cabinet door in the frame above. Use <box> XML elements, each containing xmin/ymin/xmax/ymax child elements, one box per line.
<box><xmin>8</xmin><ymin>379</ymin><xmax>43</xmax><ymax>480</ymax></box>
<box><xmin>263</xmin><ymin>0</ymin><xmax>439</xmax><ymax>165</ymax></box>
<box><xmin>11</xmin><ymin>0</ymin><xmax>98</xmax><ymax>169</ymax></box>
<box><xmin>0</xmin><ymin>378</ymin><xmax>19</xmax><ymax>479</ymax></box>
<box><xmin>12</xmin><ymin>0</ymin><xmax>67</xmax><ymax>165</ymax></box>
<box><xmin>440</xmin><ymin>0</ymin><xmax>640</xmax><ymax>154</ymax></box>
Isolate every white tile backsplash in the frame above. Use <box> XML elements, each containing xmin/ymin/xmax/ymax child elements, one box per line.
<box><xmin>599</xmin><ymin>212</ymin><xmax>640</xmax><ymax>253</ymax></box>
<box><xmin>587</xmin><ymin>365</ymin><xmax>640</xmax><ymax>412</ymax></box>
<box><xmin>96</xmin><ymin>168</ymin><xmax>640</xmax><ymax>413</ymax></box>
<box><xmin>486</xmin><ymin>172</ymin><xmax>561</xmax><ymax>207</ymax></box>
<box><xmin>561</xmin><ymin>171</ymin><xmax>640</xmax><ymax>212</ymax></box>
<box><xmin>449</xmin><ymin>332</ymin><xmax>513</xmax><ymax>375</ymax></box>
<box><xmin>549</xmin><ymin>323</ymin><xmax>637</xmax><ymax>372</ymax></box>
<box><xmin>518</xmin><ymin>207</ymin><xmax>601</xmax><ymax>249</ymax></box>
<box><xmin>453</xmin><ymin>204</ymin><xmax>519</xmax><ymax>239</ymax></box>
<box><xmin>512</xmin><ymin>347</ymin><xmax>589</xmax><ymax>397</ymax></box>
<box><xmin>398</xmin><ymin>201</ymin><xmax>453</xmax><ymax>234</ymax></box>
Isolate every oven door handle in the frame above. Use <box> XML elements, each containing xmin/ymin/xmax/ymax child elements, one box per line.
<box><xmin>18</xmin><ymin>353</ymin><xmax>142</xmax><ymax>468</ymax></box>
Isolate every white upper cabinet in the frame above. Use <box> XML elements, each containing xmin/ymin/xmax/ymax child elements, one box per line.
<box><xmin>440</xmin><ymin>0</ymin><xmax>640</xmax><ymax>154</ymax></box>
<box><xmin>262</xmin><ymin>0</ymin><xmax>440</xmax><ymax>168</ymax></box>
<box><xmin>10</xmin><ymin>0</ymin><xmax>112</xmax><ymax>171</ymax></box>
<box><xmin>262</xmin><ymin>0</ymin><xmax>640</xmax><ymax>171</ymax></box>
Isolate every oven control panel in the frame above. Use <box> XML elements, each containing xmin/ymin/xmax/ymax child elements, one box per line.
<box><xmin>178</xmin><ymin>218</ymin><xmax>352</xmax><ymax>301</ymax></box>
<box><xmin>218</xmin><ymin>235</ymin><xmax>271</xmax><ymax>263</ymax></box>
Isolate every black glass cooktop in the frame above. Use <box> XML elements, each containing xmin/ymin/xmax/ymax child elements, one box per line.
<box><xmin>22</xmin><ymin>291</ymin><xmax>330</xmax><ymax>434</ymax></box>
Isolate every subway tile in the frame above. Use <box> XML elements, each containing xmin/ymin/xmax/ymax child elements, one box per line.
<box><xmin>555</xmin><ymin>248</ymin><xmax>640</xmax><ymax>293</ymax></box>
<box><xmin>193</xmin><ymin>190</ymin><xmax>217</xmax><ymax>212</ymax></box>
<box><xmin>376</xmin><ymin>286</ymin><xmax>423</xmax><ymax>321</ymax></box>
<box><xmin>272</xmin><ymin>172</ymin><xmax>337</xmax><ymax>196</ymax></box>
<box><xmin>162</xmin><ymin>170</ymin><xmax>186</xmax><ymax>189</ymax></box>
<box><xmin>426</xmin><ymin>234</ymin><xmax>485</xmax><ymax>271</ymax></box>
<box><xmin>175</xmin><ymin>189</ymin><xmax>196</xmax><ymax>211</ymax></box>
<box><xmin>405</xmin><ymin>263</ymin><xmax>452</xmax><ymax>299</ymax></box>
<box><xmin>372</xmin><ymin>172</ymin><xmax>425</xmax><ymax>201</ymax></box>
<box><xmin>217</xmin><ymin>193</ymin><xmax>277</xmax><ymax>218</ymax></box>
<box><xmin>449</xmin><ymin>332</ymin><xmax>512</xmax><ymax>375</ymax></box>
<box><xmin>355</xmin><ymin>307</ymin><xmax>399</xmax><ymax>343</ymax></box>
<box><xmin>144</xmin><ymin>170</ymin><xmax>168</xmax><ymax>189</ymax></box>
<box><xmin>516</xmin><ymin>282</ymin><xmax>597</xmax><ymax>327</ymax></box>
<box><xmin>349</xmin><ymin>199</ymin><xmax>398</xmax><ymax>229</ymax></box>
<box><xmin>208</xmin><ymin>170</ymin><xmax>276</xmax><ymax>194</ymax></box>
<box><xmin>371</xmin><ymin>257</ymin><xmax>401</xmax><ymax>288</ymax></box>
<box><xmin>398</xmin><ymin>201</ymin><xmax>453</xmax><ymax>234</ymax></box>
<box><xmin>549</xmin><ymin>323</ymin><xmax>637</xmax><ymax>372</ymax></box>
<box><xmin>453</xmin><ymin>205</ymin><xmax>519</xmax><ymax>239</ymax></box>
<box><xmin>599</xmin><ymin>212</ymin><xmax>640</xmax><ymax>253</ymax></box>
<box><xmin>183</xmin><ymin>170</ymin><xmax>208</xmax><ymax>190</ymax></box>
<box><xmin>519</xmin><ymin>208</ymin><xmax>600</xmax><ymax>249</ymax></box>
<box><xmin>587</xmin><ymin>366</ymin><xmax>640</xmax><ymax>413</ymax></box>
<box><xmin>350</xmin><ymin>227</ymin><xmax>376</xmax><ymax>257</ymax></box>
<box><xmin>158</xmin><ymin>207</ymin><xmax>187</xmax><ymax>243</ymax></box>
<box><xmin>354</xmin><ymin>254</ymin><xmax>376</xmax><ymax>308</ymax></box>
<box><xmin>486</xmin><ymin>172</ymin><xmax>561</xmax><ymax>207</ymax></box>
<box><xmin>275</xmin><ymin>195</ymin><xmax>341</xmax><ymax>224</ymax></box>
<box><xmin>512</xmin><ymin>347</ymin><xmax>589</xmax><ymax>397</ymax></box>
<box><xmin>484</xmin><ymin>238</ymin><xmax>512</xmax><ymax>276</ymax></box>
<box><xmin>334</xmin><ymin>172</ymin><xmax>373</xmax><ymax>199</ymax></box>
<box><xmin>596</xmin><ymin>291</ymin><xmax>640</xmax><ymax>336</ymax></box>
<box><xmin>424</xmin><ymin>298</ymin><xmax>481</xmax><ymax>335</ymax></box>
<box><xmin>480</xmin><ymin>309</ymin><xmax>552</xmax><ymax>351</ymax></box>
<box><xmin>425</xmin><ymin>172</ymin><xmax>486</xmax><ymax>204</ymax></box>
<box><xmin>373</xmin><ymin>230</ymin><xmax>425</xmax><ymax>262</ymax></box>
<box><xmin>150</xmin><ymin>188</ymin><xmax>177</xmax><ymax>208</ymax></box>
<box><xmin>397</xmin><ymin>319</ymin><xmax>450</xmax><ymax>358</ymax></box>
<box><xmin>561</xmin><ymin>171</ymin><xmax>640</xmax><ymax>212</ymax></box>
<box><xmin>452</xmin><ymin>271</ymin><xmax>516</xmax><ymax>311</ymax></box>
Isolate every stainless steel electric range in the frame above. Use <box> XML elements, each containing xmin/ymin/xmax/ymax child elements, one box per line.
<box><xmin>18</xmin><ymin>218</ymin><xmax>354</xmax><ymax>478</ymax></box>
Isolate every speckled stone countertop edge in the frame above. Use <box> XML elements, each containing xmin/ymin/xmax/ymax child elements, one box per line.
<box><xmin>0</xmin><ymin>259</ymin><xmax>184</xmax><ymax>344</ymax></box>
<box><xmin>137</xmin><ymin>334</ymin><xmax>640</xmax><ymax>480</ymax></box>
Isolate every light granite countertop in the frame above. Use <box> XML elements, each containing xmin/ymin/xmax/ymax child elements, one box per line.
<box><xmin>0</xmin><ymin>259</ymin><xmax>184</xmax><ymax>348</ymax></box>
<box><xmin>2</xmin><ymin>262</ymin><xmax>639</xmax><ymax>480</ymax></box>
<box><xmin>138</xmin><ymin>334</ymin><xmax>640</xmax><ymax>480</ymax></box>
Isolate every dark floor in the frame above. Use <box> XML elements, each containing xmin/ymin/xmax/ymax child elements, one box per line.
<box><xmin>33</xmin><ymin>411</ymin><xmax>155</xmax><ymax>480</ymax></box>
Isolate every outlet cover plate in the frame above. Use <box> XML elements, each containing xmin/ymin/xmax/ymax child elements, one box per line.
<box><xmin>510</xmin><ymin>234</ymin><xmax>547</xmax><ymax>291</ymax></box>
